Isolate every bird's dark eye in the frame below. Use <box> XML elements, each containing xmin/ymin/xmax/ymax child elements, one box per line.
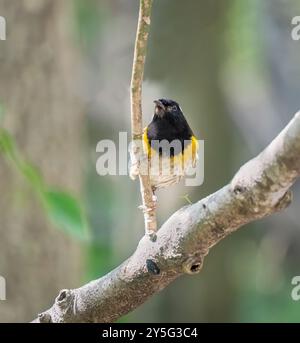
<box><xmin>168</xmin><ymin>105</ymin><xmax>177</xmax><ymax>111</ymax></box>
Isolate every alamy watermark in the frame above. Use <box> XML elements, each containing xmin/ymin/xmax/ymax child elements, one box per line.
<box><xmin>291</xmin><ymin>276</ymin><xmax>300</xmax><ymax>301</ymax></box>
<box><xmin>0</xmin><ymin>16</ymin><xmax>6</xmax><ymax>41</ymax></box>
<box><xmin>0</xmin><ymin>275</ymin><xmax>6</xmax><ymax>301</ymax></box>
<box><xmin>291</xmin><ymin>16</ymin><xmax>300</xmax><ymax>41</ymax></box>
<box><xmin>95</xmin><ymin>132</ymin><xmax>204</xmax><ymax>187</ymax></box>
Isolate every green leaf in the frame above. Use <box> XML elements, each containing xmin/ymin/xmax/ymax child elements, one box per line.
<box><xmin>0</xmin><ymin>127</ymin><xmax>90</xmax><ymax>241</ymax></box>
<box><xmin>0</xmin><ymin>129</ymin><xmax>15</xmax><ymax>156</ymax></box>
<box><xmin>0</xmin><ymin>129</ymin><xmax>44</xmax><ymax>190</ymax></box>
<box><xmin>19</xmin><ymin>161</ymin><xmax>44</xmax><ymax>190</ymax></box>
<box><xmin>43</xmin><ymin>189</ymin><xmax>89</xmax><ymax>240</ymax></box>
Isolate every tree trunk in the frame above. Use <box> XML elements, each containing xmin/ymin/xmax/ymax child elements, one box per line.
<box><xmin>0</xmin><ymin>0</ymin><xmax>83</xmax><ymax>322</ymax></box>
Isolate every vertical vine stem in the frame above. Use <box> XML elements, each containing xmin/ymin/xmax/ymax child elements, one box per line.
<box><xmin>130</xmin><ymin>0</ymin><xmax>157</xmax><ymax>236</ymax></box>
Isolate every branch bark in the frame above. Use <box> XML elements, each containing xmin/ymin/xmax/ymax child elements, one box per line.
<box><xmin>129</xmin><ymin>0</ymin><xmax>157</xmax><ymax>236</ymax></box>
<box><xmin>33</xmin><ymin>110</ymin><xmax>300</xmax><ymax>323</ymax></box>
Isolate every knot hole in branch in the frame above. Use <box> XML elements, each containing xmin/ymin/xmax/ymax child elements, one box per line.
<box><xmin>275</xmin><ymin>190</ymin><xmax>293</xmax><ymax>211</ymax></box>
<box><xmin>146</xmin><ymin>259</ymin><xmax>160</xmax><ymax>275</ymax></box>
<box><xmin>233</xmin><ymin>185</ymin><xmax>247</xmax><ymax>195</ymax></box>
<box><xmin>38</xmin><ymin>312</ymin><xmax>52</xmax><ymax>323</ymax></box>
<box><xmin>55</xmin><ymin>289</ymin><xmax>73</xmax><ymax>310</ymax></box>
<box><xmin>182</xmin><ymin>257</ymin><xmax>203</xmax><ymax>275</ymax></box>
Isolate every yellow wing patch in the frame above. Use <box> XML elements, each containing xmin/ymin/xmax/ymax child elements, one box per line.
<box><xmin>143</xmin><ymin>127</ymin><xmax>151</xmax><ymax>157</ymax></box>
<box><xmin>143</xmin><ymin>128</ymin><xmax>198</xmax><ymax>169</ymax></box>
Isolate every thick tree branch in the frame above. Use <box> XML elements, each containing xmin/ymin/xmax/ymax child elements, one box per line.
<box><xmin>33</xmin><ymin>110</ymin><xmax>300</xmax><ymax>323</ymax></box>
<box><xmin>129</xmin><ymin>0</ymin><xmax>157</xmax><ymax>235</ymax></box>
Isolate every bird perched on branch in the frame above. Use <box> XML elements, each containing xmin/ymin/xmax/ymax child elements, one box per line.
<box><xmin>143</xmin><ymin>98</ymin><xmax>198</xmax><ymax>191</ymax></box>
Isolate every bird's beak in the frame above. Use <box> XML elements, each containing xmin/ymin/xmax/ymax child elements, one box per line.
<box><xmin>154</xmin><ymin>100</ymin><xmax>165</xmax><ymax>117</ymax></box>
<box><xmin>154</xmin><ymin>100</ymin><xmax>165</xmax><ymax>110</ymax></box>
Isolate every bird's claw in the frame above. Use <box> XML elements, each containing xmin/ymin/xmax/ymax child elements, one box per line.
<box><xmin>138</xmin><ymin>203</ymin><xmax>156</xmax><ymax>212</ymax></box>
<box><xmin>129</xmin><ymin>162</ymin><xmax>139</xmax><ymax>180</ymax></box>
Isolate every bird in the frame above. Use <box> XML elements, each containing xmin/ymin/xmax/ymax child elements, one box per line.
<box><xmin>143</xmin><ymin>98</ymin><xmax>198</xmax><ymax>191</ymax></box>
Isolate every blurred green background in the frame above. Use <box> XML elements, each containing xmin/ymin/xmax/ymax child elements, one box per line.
<box><xmin>0</xmin><ymin>0</ymin><xmax>300</xmax><ymax>322</ymax></box>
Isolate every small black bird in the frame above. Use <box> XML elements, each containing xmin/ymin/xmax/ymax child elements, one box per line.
<box><xmin>143</xmin><ymin>98</ymin><xmax>198</xmax><ymax>190</ymax></box>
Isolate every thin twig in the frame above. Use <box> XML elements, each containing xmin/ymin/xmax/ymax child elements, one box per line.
<box><xmin>129</xmin><ymin>0</ymin><xmax>157</xmax><ymax>236</ymax></box>
<box><xmin>33</xmin><ymin>111</ymin><xmax>300</xmax><ymax>323</ymax></box>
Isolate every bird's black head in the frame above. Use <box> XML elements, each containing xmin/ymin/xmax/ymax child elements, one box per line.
<box><xmin>153</xmin><ymin>98</ymin><xmax>182</xmax><ymax>118</ymax></box>
<box><xmin>148</xmin><ymin>98</ymin><xmax>194</xmax><ymax>153</ymax></box>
